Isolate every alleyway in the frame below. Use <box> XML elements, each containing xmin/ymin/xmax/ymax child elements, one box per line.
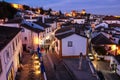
<box><xmin>15</xmin><ymin>52</ymin><xmax>43</xmax><ymax>80</ymax></box>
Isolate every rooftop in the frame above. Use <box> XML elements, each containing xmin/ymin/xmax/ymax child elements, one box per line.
<box><xmin>109</xmin><ymin>23</ymin><xmax>120</xmax><ymax>27</ymax></box>
<box><xmin>91</xmin><ymin>33</ymin><xmax>114</xmax><ymax>45</ymax></box>
<box><xmin>4</xmin><ymin>18</ymin><xmax>23</xmax><ymax>24</ymax></box>
<box><xmin>0</xmin><ymin>26</ymin><xmax>21</xmax><ymax>51</ymax></box>
<box><xmin>103</xmin><ymin>16</ymin><xmax>119</xmax><ymax>20</ymax></box>
<box><xmin>55</xmin><ymin>26</ymin><xmax>87</xmax><ymax>39</ymax></box>
<box><xmin>33</xmin><ymin>21</ymin><xmax>50</xmax><ymax>28</ymax></box>
<box><xmin>20</xmin><ymin>23</ymin><xmax>44</xmax><ymax>33</ymax></box>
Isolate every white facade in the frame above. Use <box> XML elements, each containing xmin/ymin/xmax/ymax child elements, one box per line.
<box><xmin>21</xmin><ymin>26</ymin><xmax>41</xmax><ymax>51</ymax></box>
<box><xmin>103</xmin><ymin>20</ymin><xmax>120</xmax><ymax>24</ymax></box>
<box><xmin>55</xmin><ymin>34</ymin><xmax>88</xmax><ymax>57</ymax></box>
<box><xmin>0</xmin><ymin>32</ymin><xmax>22</xmax><ymax>80</ymax></box>
<box><xmin>73</xmin><ymin>19</ymin><xmax>85</xmax><ymax>24</ymax></box>
<box><xmin>1</xmin><ymin>23</ymin><xmax>20</xmax><ymax>28</ymax></box>
<box><xmin>62</xmin><ymin>34</ymin><xmax>87</xmax><ymax>56</ymax></box>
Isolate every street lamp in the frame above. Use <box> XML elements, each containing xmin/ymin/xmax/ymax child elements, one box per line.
<box><xmin>111</xmin><ymin>45</ymin><xmax>118</xmax><ymax>55</ymax></box>
<box><xmin>36</xmin><ymin>33</ymin><xmax>47</xmax><ymax>80</ymax></box>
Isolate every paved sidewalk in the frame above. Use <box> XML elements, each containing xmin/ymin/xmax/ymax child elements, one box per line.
<box><xmin>42</xmin><ymin>51</ymin><xmax>74</xmax><ymax>80</ymax></box>
<box><xmin>63</xmin><ymin>58</ymin><xmax>98</xmax><ymax>80</ymax></box>
<box><xmin>15</xmin><ymin>52</ymin><xmax>43</xmax><ymax>80</ymax></box>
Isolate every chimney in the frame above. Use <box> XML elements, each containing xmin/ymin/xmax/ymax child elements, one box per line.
<box><xmin>42</xmin><ymin>15</ymin><xmax>45</xmax><ymax>23</ymax></box>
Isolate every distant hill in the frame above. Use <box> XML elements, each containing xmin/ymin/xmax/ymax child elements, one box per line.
<box><xmin>0</xmin><ymin>1</ymin><xmax>18</xmax><ymax>19</ymax></box>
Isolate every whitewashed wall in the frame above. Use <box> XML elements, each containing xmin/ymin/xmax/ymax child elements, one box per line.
<box><xmin>2</xmin><ymin>23</ymin><xmax>19</xmax><ymax>28</ymax></box>
<box><xmin>21</xmin><ymin>28</ymin><xmax>32</xmax><ymax>48</ymax></box>
<box><xmin>74</xmin><ymin>19</ymin><xmax>85</xmax><ymax>24</ymax></box>
<box><xmin>0</xmin><ymin>32</ymin><xmax>22</xmax><ymax>80</ymax></box>
<box><xmin>103</xmin><ymin>20</ymin><xmax>120</xmax><ymax>24</ymax></box>
<box><xmin>62</xmin><ymin>34</ymin><xmax>87</xmax><ymax>56</ymax></box>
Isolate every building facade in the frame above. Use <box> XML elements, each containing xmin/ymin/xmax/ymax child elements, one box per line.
<box><xmin>0</xmin><ymin>26</ymin><xmax>22</xmax><ymax>80</ymax></box>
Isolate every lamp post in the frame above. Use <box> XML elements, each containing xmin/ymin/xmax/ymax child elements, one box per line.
<box><xmin>37</xmin><ymin>33</ymin><xmax>47</xmax><ymax>80</ymax></box>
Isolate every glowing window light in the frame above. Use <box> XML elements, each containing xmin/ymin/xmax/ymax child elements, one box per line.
<box><xmin>35</xmin><ymin>70</ymin><xmax>41</xmax><ymax>75</ymax></box>
<box><xmin>12</xmin><ymin>4</ymin><xmax>19</xmax><ymax>9</ymax></box>
<box><xmin>34</xmin><ymin>37</ymin><xmax>39</xmax><ymax>45</ymax></box>
<box><xmin>111</xmin><ymin>45</ymin><xmax>117</xmax><ymax>51</ymax></box>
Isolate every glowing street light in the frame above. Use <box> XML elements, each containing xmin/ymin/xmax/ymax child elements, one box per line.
<box><xmin>111</xmin><ymin>45</ymin><xmax>118</xmax><ymax>55</ymax></box>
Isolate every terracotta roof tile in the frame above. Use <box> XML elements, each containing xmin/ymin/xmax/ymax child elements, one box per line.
<box><xmin>0</xmin><ymin>26</ymin><xmax>21</xmax><ymax>51</ymax></box>
<box><xmin>103</xmin><ymin>16</ymin><xmax>119</xmax><ymax>20</ymax></box>
<box><xmin>20</xmin><ymin>23</ymin><xmax>44</xmax><ymax>33</ymax></box>
<box><xmin>91</xmin><ymin>33</ymin><xmax>114</xmax><ymax>45</ymax></box>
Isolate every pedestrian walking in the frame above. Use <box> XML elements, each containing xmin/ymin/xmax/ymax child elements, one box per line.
<box><xmin>78</xmin><ymin>52</ymin><xmax>83</xmax><ymax>70</ymax></box>
<box><xmin>52</xmin><ymin>47</ymin><xmax>54</xmax><ymax>53</ymax></box>
<box><xmin>54</xmin><ymin>64</ymin><xmax>56</xmax><ymax>71</ymax></box>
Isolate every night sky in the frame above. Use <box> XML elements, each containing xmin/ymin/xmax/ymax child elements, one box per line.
<box><xmin>5</xmin><ymin>0</ymin><xmax>120</xmax><ymax>15</ymax></box>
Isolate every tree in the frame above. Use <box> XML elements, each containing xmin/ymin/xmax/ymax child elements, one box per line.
<box><xmin>0</xmin><ymin>1</ymin><xmax>17</xmax><ymax>19</ymax></box>
<box><xmin>23</xmin><ymin>5</ymin><xmax>30</xmax><ymax>10</ymax></box>
<box><xmin>48</xmin><ymin>8</ymin><xmax>52</xmax><ymax>14</ymax></box>
<box><xmin>39</xmin><ymin>7</ymin><xmax>44</xmax><ymax>15</ymax></box>
<box><xmin>59</xmin><ymin>10</ymin><xmax>62</xmax><ymax>15</ymax></box>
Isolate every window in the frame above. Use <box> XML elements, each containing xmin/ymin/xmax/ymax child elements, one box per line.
<box><xmin>21</xmin><ymin>28</ymin><xmax>25</xmax><ymax>32</ymax></box>
<box><xmin>0</xmin><ymin>57</ymin><xmax>2</xmax><ymax>74</ymax></box>
<box><xmin>16</xmin><ymin>39</ymin><xmax>17</xmax><ymax>46</ymax></box>
<box><xmin>6</xmin><ymin>50</ymin><xmax>10</xmax><ymax>61</ymax></box>
<box><xmin>4</xmin><ymin>50</ymin><xmax>10</xmax><ymax>64</ymax></box>
<box><xmin>68</xmin><ymin>41</ymin><xmax>72</xmax><ymax>47</ymax></box>
<box><xmin>24</xmin><ymin>37</ymin><xmax>27</xmax><ymax>41</ymax></box>
<box><xmin>12</xmin><ymin>42</ymin><xmax>15</xmax><ymax>51</ymax></box>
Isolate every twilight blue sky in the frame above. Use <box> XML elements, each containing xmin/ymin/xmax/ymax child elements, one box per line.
<box><xmin>5</xmin><ymin>0</ymin><xmax>120</xmax><ymax>15</ymax></box>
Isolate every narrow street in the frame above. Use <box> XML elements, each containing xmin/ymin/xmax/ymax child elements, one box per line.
<box><xmin>42</xmin><ymin>50</ymin><xmax>74</xmax><ymax>80</ymax></box>
<box><xmin>15</xmin><ymin>52</ymin><xmax>43</xmax><ymax>80</ymax></box>
<box><xmin>92</xmin><ymin>60</ymin><xmax>120</xmax><ymax>80</ymax></box>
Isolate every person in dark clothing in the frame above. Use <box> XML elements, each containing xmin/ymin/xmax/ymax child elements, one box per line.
<box><xmin>54</xmin><ymin>64</ymin><xmax>56</xmax><ymax>71</ymax></box>
<box><xmin>52</xmin><ymin>47</ymin><xmax>54</xmax><ymax>53</ymax></box>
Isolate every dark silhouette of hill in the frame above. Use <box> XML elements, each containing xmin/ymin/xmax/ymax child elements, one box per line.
<box><xmin>0</xmin><ymin>1</ymin><xmax>18</xmax><ymax>19</ymax></box>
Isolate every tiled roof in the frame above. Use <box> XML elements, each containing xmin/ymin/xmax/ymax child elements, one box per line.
<box><xmin>24</xmin><ymin>16</ymin><xmax>38</xmax><ymax>19</ymax></box>
<box><xmin>55</xmin><ymin>26</ymin><xmax>87</xmax><ymax>39</ymax></box>
<box><xmin>103</xmin><ymin>16</ymin><xmax>119</xmax><ymax>20</ymax></box>
<box><xmin>109</xmin><ymin>23</ymin><xmax>120</xmax><ymax>27</ymax></box>
<box><xmin>45</xmin><ymin>18</ymin><xmax>55</xmax><ymax>23</ymax></box>
<box><xmin>20</xmin><ymin>23</ymin><xmax>44</xmax><ymax>33</ymax></box>
<box><xmin>62</xmin><ymin>22</ymin><xmax>84</xmax><ymax>27</ymax></box>
<box><xmin>91</xmin><ymin>33</ymin><xmax>114</xmax><ymax>45</ymax></box>
<box><xmin>5</xmin><ymin>18</ymin><xmax>23</xmax><ymax>23</ymax></box>
<box><xmin>0</xmin><ymin>26</ymin><xmax>21</xmax><ymax>51</ymax></box>
<box><xmin>33</xmin><ymin>21</ymin><xmax>50</xmax><ymax>28</ymax></box>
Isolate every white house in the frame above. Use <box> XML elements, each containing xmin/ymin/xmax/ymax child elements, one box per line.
<box><xmin>0</xmin><ymin>26</ymin><xmax>22</xmax><ymax>80</ymax></box>
<box><xmin>20</xmin><ymin>21</ymin><xmax>44</xmax><ymax>51</ymax></box>
<box><xmin>103</xmin><ymin>16</ymin><xmax>120</xmax><ymax>24</ymax></box>
<box><xmin>55</xmin><ymin>27</ymin><xmax>88</xmax><ymax>58</ymax></box>
<box><xmin>73</xmin><ymin>18</ymin><xmax>85</xmax><ymax>24</ymax></box>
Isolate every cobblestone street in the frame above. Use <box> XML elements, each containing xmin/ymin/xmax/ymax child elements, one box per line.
<box><xmin>15</xmin><ymin>52</ymin><xmax>43</xmax><ymax>80</ymax></box>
